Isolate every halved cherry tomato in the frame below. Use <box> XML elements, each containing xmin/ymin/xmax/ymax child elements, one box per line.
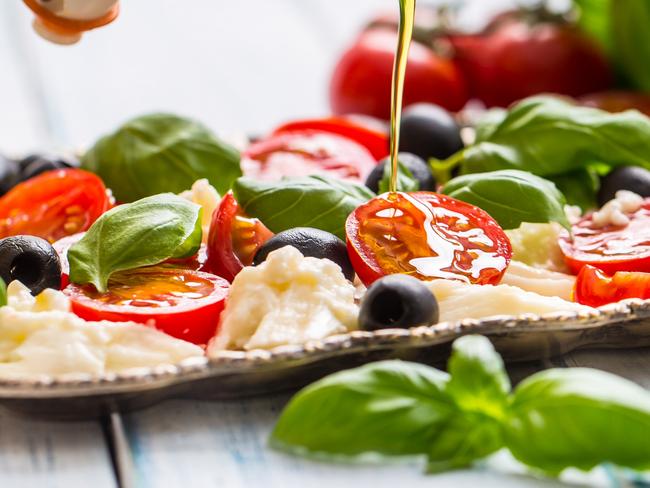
<box><xmin>242</xmin><ymin>130</ymin><xmax>378</xmax><ymax>182</ymax></box>
<box><xmin>346</xmin><ymin>192</ymin><xmax>512</xmax><ymax>286</ymax></box>
<box><xmin>205</xmin><ymin>192</ymin><xmax>273</xmax><ymax>282</ymax></box>
<box><xmin>64</xmin><ymin>266</ymin><xmax>229</xmax><ymax>345</ymax></box>
<box><xmin>574</xmin><ymin>265</ymin><xmax>650</xmax><ymax>307</ymax></box>
<box><xmin>559</xmin><ymin>199</ymin><xmax>650</xmax><ymax>275</ymax></box>
<box><xmin>273</xmin><ymin>117</ymin><xmax>389</xmax><ymax>161</ymax></box>
<box><xmin>0</xmin><ymin>169</ymin><xmax>110</xmax><ymax>242</ymax></box>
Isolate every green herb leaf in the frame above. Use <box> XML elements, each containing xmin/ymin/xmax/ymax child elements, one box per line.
<box><xmin>378</xmin><ymin>160</ymin><xmax>420</xmax><ymax>193</ymax></box>
<box><xmin>549</xmin><ymin>167</ymin><xmax>600</xmax><ymax>212</ymax></box>
<box><xmin>441</xmin><ymin>169</ymin><xmax>570</xmax><ymax>230</ymax></box>
<box><xmin>68</xmin><ymin>194</ymin><xmax>202</xmax><ymax>292</ymax></box>
<box><xmin>574</xmin><ymin>0</ymin><xmax>612</xmax><ymax>53</ymax></box>
<box><xmin>271</xmin><ymin>360</ymin><xmax>454</xmax><ymax>457</ymax></box>
<box><xmin>506</xmin><ymin>368</ymin><xmax>650</xmax><ymax>474</ymax></box>
<box><xmin>82</xmin><ymin>113</ymin><xmax>241</xmax><ymax>202</ymax></box>
<box><xmin>0</xmin><ymin>277</ymin><xmax>6</xmax><ymax>307</ymax></box>
<box><xmin>612</xmin><ymin>0</ymin><xmax>650</xmax><ymax>91</ymax></box>
<box><xmin>474</xmin><ymin>108</ymin><xmax>507</xmax><ymax>143</ymax></box>
<box><xmin>233</xmin><ymin>175</ymin><xmax>375</xmax><ymax>240</ymax></box>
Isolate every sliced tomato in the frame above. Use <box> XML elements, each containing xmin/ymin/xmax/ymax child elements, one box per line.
<box><xmin>559</xmin><ymin>199</ymin><xmax>650</xmax><ymax>275</ymax></box>
<box><xmin>241</xmin><ymin>130</ymin><xmax>378</xmax><ymax>182</ymax></box>
<box><xmin>205</xmin><ymin>192</ymin><xmax>273</xmax><ymax>282</ymax></box>
<box><xmin>574</xmin><ymin>265</ymin><xmax>650</xmax><ymax>307</ymax></box>
<box><xmin>346</xmin><ymin>192</ymin><xmax>512</xmax><ymax>286</ymax></box>
<box><xmin>64</xmin><ymin>266</ymin><xmax>229</xmax><ymax>345</ymax></box>
<box><xmin>272</xmin><ymin>117</ymin><xmax>389</xmax><ymax>161</ymax></box>
<box><xmin>0</xmin><ymin>169</ymin><xmax>110</xmax><ymax>242</ymax></box>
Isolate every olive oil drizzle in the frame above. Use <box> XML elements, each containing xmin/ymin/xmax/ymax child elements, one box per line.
<box><xmin>388</xmin><ymin>0</ymin><xmax>416</xmax><ymax>193</ymax></box>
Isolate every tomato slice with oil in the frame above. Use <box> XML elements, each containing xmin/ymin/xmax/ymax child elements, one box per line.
<box><xmin>346</xmin><ymin>192</ymin><xmax>512</xmax><ymax>286</ymax></box>
<box><xmin>558</xmin><ymin>199</ymin><xmax>650</xmax><ymax>275</ymax></box>
<box><xmin>64</xmin><ymin>266</ymin><xmax>229</xmax><ymax>345</ymax></box>
<box><xmin>0</xmin><ymin>169</ymin><xmax>110</xmax><ymax>242</ymax></box>
<box><xmin>574</xmin><ymin>265</ymin><xmax>650</xmax><ymax>307</ymax></box>
<box><xmin>205</xmin><ymin>192</ymin><xmax>273</xmax><ymax>282</ymax></box>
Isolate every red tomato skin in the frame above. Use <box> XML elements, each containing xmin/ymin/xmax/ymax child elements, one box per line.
<box><xmin>450</xmin><ymin>22</ymin><xmax>613</xmax><ymax>108</ymax></box>
<box><xmin>574</xmin><ymin>265</ymin><xmax>650</xmax><ymax>307</ymax></box>
<box><xmin>330</xmin><ymin>29</ymin><xmax>468</xmax><ymax>119</ymax></box>
<box><xmin>579</xmin><ymin>91</ymin><xmax>650</xmax><ymax>117</ymax></box>
<box><xmin>273</xmin><ymin>117</ymin><xmax>389</xmax><ymax>161</ymax></box>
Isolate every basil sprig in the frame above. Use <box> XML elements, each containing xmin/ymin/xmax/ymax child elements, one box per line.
<box><xmin>68</xmin><ymin>194</ymin><xmax>202</xmax><ymax>292</ymax></box>
<box><xmin>233</xmin><ymin>175</ymin><xmax>375</xmax><ymax>240</ymax></box>
<box><xmin>442</xmin><ymin>170</ymin><xmax>570</xmax><ymax>230</ymax></box>
<box><xmin>271</xmin><ymin>335</ymin><xmax>650</xmax><ymax>475</ymax></box>
<box><xmin>378</xmin><ymin>160</ymin><xmax>420</xmax><ymax>193</ymax></box>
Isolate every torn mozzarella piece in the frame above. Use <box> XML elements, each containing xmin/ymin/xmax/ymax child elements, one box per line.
<box><xmin>501</xmin><ymin>261</ymin><xmax>576</xmax><ymax>301</ymax></box>
<box><xmin>427</xmin><ymin>279</ymin><xmax>592</xmax><ymax>323</ymax></box>
<box><xmin>592</xmin><ymin>190</ymin><xmax>644</xmax><ymax>228</ymax></box>
<box><xmin>0</xmin><ymin>282</ymin><xmax>203</xmax><ymax>378</ymax></box>
<box><xmin>179</xmin><ymin>179</ymin><xmax>220</xmax><ymax>240</ymax></box>
<box><xmin>506</xmin><ymin>222</ymin><xmax>569</xmax><ymax>273</ymax></box>
<box><xmin>209</xmin><ymin>246</ymin><xmax>358</xmax><ymax>352</ymax></box>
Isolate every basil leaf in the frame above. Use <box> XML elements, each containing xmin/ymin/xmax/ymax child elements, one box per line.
<box><xmin>612</xmin><ymin>0</ymin><xmax>650</xmax><ymax>91</ymax></box>
<box><xmin>441</xmin><ymin>170</ymin><xmax>570</xmax><ymax>230</ymax></box>
<box><xmin>549</xmin><ymin>167</ymin><xmax>600</xmax><ymax>212</ymax></box>
<box><xmin>68</xmin><ymin>194</ymin><xmax>202</xmax><ymax>292</ymax></box>
<box><xmin>233</xmin><ymin>175</ymin><xmax>375</xmax><ymax>240</ymax></box>
<box><xmin>474</xmin><ymin>108</ymin><xmax>507</xmax><ymax>143</ymax></box>
<box><xmin>82</xmin><ymin>113</ymin><xmax>241</xmax><ymax>202</ymax></box>
<box><xmin>574</xmin><ymin>0</ymin><xmax>612</xmax><ymax>53</ymax></box>
<box><xmin>506</xmin><ymin>368</ymin><xmax>650</xmax><ymax>474</ymax></box>
<box><xmin>271</xmin><ymin>360</ymin><xmax>454</xmax><ymax>457</ymax></box>
<box><xmin>0</xmin><ymin>277</ymin><xmax>6</xmax><ymax>307</ymax></box>
<box><xmin>455</xmin><ymin>96</ymin><xmax>650</xmax><ymax>177</ymax></box>
<box><xmin>378</xmin><ymin>160</ymin><xmax>420</xmax><ymax>193</ymax></box>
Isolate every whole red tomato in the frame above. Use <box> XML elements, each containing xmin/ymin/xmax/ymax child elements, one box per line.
<box><xmin>330</xmin><ymin>29</ymin><xmax>468</xmax><ymax>119</ymax></box>
<box><xmin>450</xmin><ymin>20</ymin><xmax>613</xmax><ymax>108</ymax></box>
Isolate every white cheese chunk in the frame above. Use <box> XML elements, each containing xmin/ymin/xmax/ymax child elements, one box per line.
<box><xmin>179</xmin><ymin>179</ymin><xmax>220</xmax><ymax>240</ymax></box>
<box><xmin>208</xmin><ymin>246</ymin><xmax>358</xmax><ymax>352</ymax></box>
<box><xmin>506</xmin><ymin>222</ymin><xmax>569</xmax><ymax>273</ymax></box>
<box><xmin>501</xmin><ymin>261</ymin><xmax>576</xmax><ymax>301</ymax></box>
<box><xmin>592</xmin><ymin>190</ymin><xmax>644</xmax><ymax>228</ymax></box>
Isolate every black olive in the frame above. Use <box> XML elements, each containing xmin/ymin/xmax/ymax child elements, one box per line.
<box><xmin>365</xmin><ymin>153</ymin><xmax>436</xmax><ymax>193</ymax></box>
<box><xmin>359</xmin><ymin>274</ymin><xmax>439</xmax><ymax>331</ymax></box>
<box><xmin>253</xmin><ymin>227</ymin><xmax>354</xmax><ymax>281</ymax></box>
<box><xmin>399</xmin><ymin>103</ymin><xmax>464</xmax><ymax>160</ymax></box>
<box><xmin>0</xmin><ymin>236</ymin><xmax>62</xmax><ymax>295</ymax></box>
<box><xmin>18</xmin><ymin>153</ymin><xmax>79</xmax><ymax>181</ymax></box>
<box><xmin>598</xmin><ymin>166</ymin><xmax>650</xmax><ymax>207</ymax></box>
<box><xmin>0</xmin><ymin>155</ymin><xmax>20</xmax><ymax>196</ymax></box>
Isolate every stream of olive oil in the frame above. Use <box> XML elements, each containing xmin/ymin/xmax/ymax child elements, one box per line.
<box><xmin>388</xmin><ymin>0</ymin><xmax>416</xmax><ymax>193</ymax></box>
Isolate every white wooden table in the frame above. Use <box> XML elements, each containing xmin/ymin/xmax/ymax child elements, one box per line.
<box><xmin>0</xmin><ymin>2</ymin><xmax>649</xmax><ymax>487</ymax></box>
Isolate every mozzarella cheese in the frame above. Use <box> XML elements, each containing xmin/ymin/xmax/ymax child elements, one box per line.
<box><xmin>179</xmin><ymin>179</ymin><xmax>220</xmax><ymax>241</ymax></box>
<box><xmin>501</xmin><ymin>260</ymin><xmax>576</xmax><ymax>301</ymax></box>
<box><xmin>0</xmin><ymin>282</ymin><xmax>203</xmax><ymax>378</ymax></box>
<box><xmin>427</xmin><ymin>279</ymin><xmax>592</xmax><ymax>323</ymax></box>
<box><xmin>506</xmin><ymin>222</ymin><xmax>569</xmax><ymax>273</ymax></box>
<box><xmin>208</xmin><ymin>246</ymin><xmax>358</xmax><ymax>352</ymax></box>
<box><xmin>592</xmin><ymin>190</ymin><xmax>643</xmax><ymax>228</ymax></box>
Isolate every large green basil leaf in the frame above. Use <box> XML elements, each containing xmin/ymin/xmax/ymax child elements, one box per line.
<box><xmin>271</xmin><ymin>360</ymin><xmax>454</xmax><ymax>457</ymax></box>
<box><xmin>378</xmin><ymin>160</ymin><xmax>420</xmax><ymax>193</ymax></box>
<box><xmin>233</xmin><ymin>175</ymin><xmax>375</xmax><ymax>240</ymax></box>
<box><xmin>573</xmin><ymin>0</ymin><xmax>612</xmax><ymax>53</ymax></box>
<box><xmin>549</xmin><ymin>167</ymin><xmax>600</xmax><ymax>212</ymax></box>
<box><xmin>506</xmin><ymin>368</ymin><xmax>650</xmax><ymax>474</ymax></box>
<box><xmin>612</xmin><ymin>0</ymin><xmax>650</xmax><ymax>91</ymax></box>
<box><xmin>68</xmin><ymin>194</ymin><xmax>202</xmax><ymax>292</ymax></box>
<box><xmin>82</xmin><ymin>113</ymin><xmax>241</xmax><ymax>202</ymax></box>
<box><xmin>450</xmin><ymin>97</ymin><xmax>650</xmax><ymax>177</ymax></box>
<box><xmin>441</xmin><ymin>170</ymin><xmax>570</xmax><ymax>230</ymax></box>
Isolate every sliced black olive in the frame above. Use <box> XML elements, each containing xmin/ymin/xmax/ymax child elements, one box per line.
<box><xmin>598</xmin><ymin>166</ymin><xmax>650</xmax><ymax>207</ymax></box>
<box><xmin>253</xmin><ymin>227</ymin><xmax>354</xmax><ymax>281</ymax></box>
<box><xmin>0</xmin><ymin>155</ymin><xmax>20</xmax><ymax>196</ymax></box>
<box><xmin>0</xmin><ymin>236</ymin><xmax>61</xmax><ymax>295</ymax></box>
<box><xmin>399</xmin><ymin>103</ymin><xmax>464</xmax><ymax>160</ymax></box>
<box><xmin>18</xmin><ymin>153</ymin><xmax>79</xmax><ymax>181</ymax></box>
<box><xmin>359</xmin><ymin>274</ymin><xmax>439</xmax><ymax>330</ymax></box>
<box><xmin>365</xmin><ymin>152</ymin><xmax>436</xmax><ymax>193</ymax></box>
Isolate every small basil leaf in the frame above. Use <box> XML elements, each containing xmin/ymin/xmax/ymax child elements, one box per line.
<box><xmin>378</xmin><ymin>160</ymin><xmax>420</xmax><ymax>193</ymax></box>
<box><xmin>549</xmin><ymin>167</ymin><xmax>601</xmax><ymax>212</ymax></box>
<box><xmin>0</xmin><ymin>277</ymin><xmax>6</xmax><ymax>307</ymax></box>
<box><xmin>474</xmin><ymin>108</ymin><xmax>507</xmax><ymax>143</ymax></box>
<box><xmin>68</xmin><ymin>194</ymin><xmax>202</xmax><ymax>292</ymax></box>
<box><xmin>233</xmin><ymin>175</ymin><xmax>375</xmax><ymax>240</ymax></box>
<box><xmin>446</xmin><ymin>335</ymin><xmax>510</xmax><ymax>416</ymax></box>
<box><xmin>271</xmin><ymin>360</ymin><xmax>454</xmax><ymax>457</ymax></box>
<box><xmin>441</xmin><ymin>169</ymin><xmax>570</xmax><ymax>230</ymax></box>
<box><xmin>506</xmin><ymin>368</ymin><xmax>650</xmax><ymax>474</ymax></box>
<box><xmin>82</xmin><ymin>113</ymin><xmax>241</xmax><ymax>202</ymax></box>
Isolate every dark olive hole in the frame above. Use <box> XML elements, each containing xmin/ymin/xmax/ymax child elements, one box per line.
<box><xmin>370</xmin><ymin>289</ymin><xmax>405</xmax><ymax>325</ymax></box>
<box><xmin>11</xmin><ymin>252</ymin><xmax>42</xmax><ymax>288</ymax></box>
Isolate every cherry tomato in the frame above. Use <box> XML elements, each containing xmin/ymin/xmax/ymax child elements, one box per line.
<box><xmin>0</xmin><ymin>169</ymin><xmax>110</xmax><ymax>242</ymax></box>
<box><xmin>273</xmin><ymin>117</ymin><xmax>389</xmax><ymax>161</ymax></box>
<box><xmin>559</xmin><ymin>199</ymin><xmax>650</xmax><ymax>275</ymax></box>
<box><xmin>346</xmin><ymin>191</ymin><xmax>512</xmax><ymax>286</ymax></box>
<box><xmin>574</xmin><ymin>265</ymin><xmax>650</xmax><ymax>307</ymax></box>
<box><xmin>65</xmin><ymin>266</ymin><xmax>229</xmax><ymax>345</ymax></box>
<box><xmin>330</xmin><ymin>29</ymin><xmax>468</xmax><ymax>119</ymax></box>
<box><xmin>242</xmin><ymin>130</ymin><xmax>377</xmax><ymax>182</ymax></box>
<box><xmin>450</xmin><ymin>20</ymin><xmax>613</xmax><ymax>108</ymax></box>
<box><xmin>205</xmin><ymin>192</ymin><xmax>273</xmax><ymax>282</ymax></box>
<box><xmin>579</xmin><ymin>91</ymin><xmax>650</xmax><ymax>117</ymax></box>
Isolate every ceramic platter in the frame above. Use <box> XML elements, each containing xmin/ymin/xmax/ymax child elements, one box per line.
<box><xmin>1</xmin><ymin>299</ymin><xmax>649</xmax><ymax>420</ymax></box>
